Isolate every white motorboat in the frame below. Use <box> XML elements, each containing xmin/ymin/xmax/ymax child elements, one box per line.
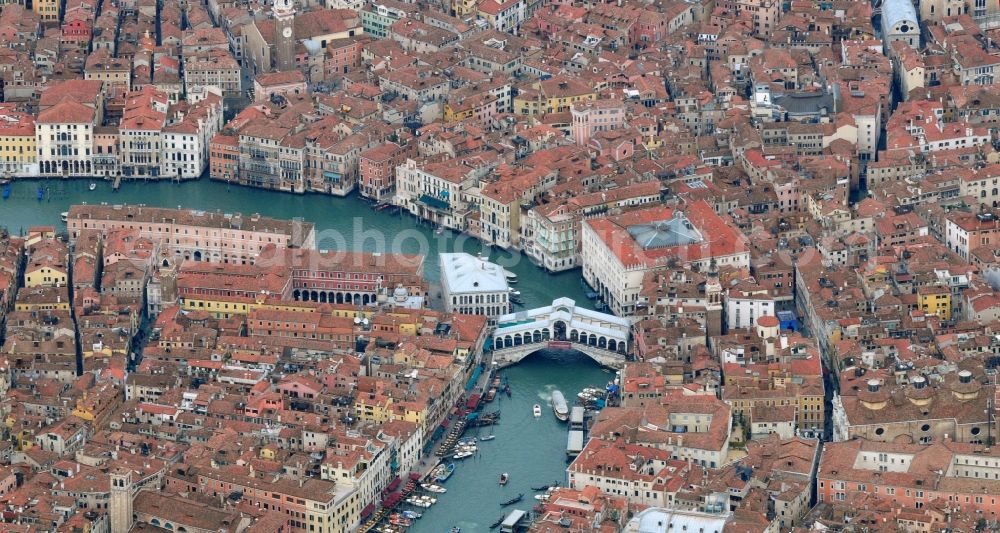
<box><xmin>551</xmin><ymin>390</ymin><xmax>569</xmax><ymax>421</ymax></box>
<box><xmin>421</xmin><ymin>483</ymin><xmax>446</xmax><ymax>493</ymax></box>
<box><xmin>533</xmin><ymin>404</ymin><xmax>542</xmax><ymax>417</ymax></box>
<box><xmin>60</xmin><ymin>212</ymin><xmax>68</xmax><ymax>222</ymax></box>
<box><xmin>504</xmin><ymin>269</ymin><xmax>518</xmax><ymax>283</ymax></box>
<box><xmin>88</xmin><ymin>182</ymin><xmax>97</xmax><ymax>191</ymax></box>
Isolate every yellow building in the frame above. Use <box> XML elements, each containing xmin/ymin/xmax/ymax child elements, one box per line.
<box><xmin>181</xmin><ymin>294</ymin><xmax>379</xmax><ymax>320</ymax></box>
<box><xmin>24</xmin><ymin>264</ymin><xmax>67</xmax><ymax>288</ymax></box>
<box><xmin>395</xmin><ymin>400</ymin><xmax>427</xmax><ymax>428</ymax></box>
<box><xmin>443</xmin><ymin>102</ymin><xmax>474</xmax><ymax>123</ymax></box>
<box><xmin>354</xmin><ymin>393</ymin><xmax>394</xmax><ymax>424</ymax></box>
<box><xmin>33</xmin><ymin>0</ymin><xmax>58</xmax><ymax>22</ymax></box>
<box><xmin>452</xmin><ymin>0</ymin><xmax>477</xmax><ymax>17</ymax></box>
<box><xmin>179</xmin><ymin>295</ymin><xmax>252</xmax><ymax>318</ymax></box>
<box><xmin>918</xmin><ymin>285</ymin><xmax>952</xmax><ymax>321</ymax></box>
<box><xmin>0</xmin><ymin>106</ymin><xmax>36</xmax><ymax>175</ymax></box>
<box><xmin>514</xmin><ymin>77</ymin><xmax>596</xmax><ymax>116</ymax></box>
<box><xmin>14</xmin><ymin>287</ymin><xmax>71</xmax><ymax>312</ymax></box>
<box><xmin>260</xmin><ymin>446</ymin><xmax>278</xmax><ymax>460</ymax></box>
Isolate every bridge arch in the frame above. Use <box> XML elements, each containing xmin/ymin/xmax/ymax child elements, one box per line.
<box><xmin>491</xmin><ymin>297</ymin><xmax>631</xmax><ymax>368</ymax></box>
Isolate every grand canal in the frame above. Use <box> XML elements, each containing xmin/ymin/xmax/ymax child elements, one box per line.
<box><xmin>0</xmin><ymin>178</ymin><xmax>608</xmax><ymax>530</ymax></box>
<box><xmin>0</xmin><ymin>178</ymin><xmax>595</xmax><ymax>309</ymax></box>
<box><xmin>409</xmin><ymin>350</ymin><xmax>610</xmax><ymax>533</ymax></box>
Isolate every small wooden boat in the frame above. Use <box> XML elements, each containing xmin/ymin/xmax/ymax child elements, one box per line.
<box><xmin>435</xmin><ymin>463</ymin><xmax>456</xmax><ymax>482</ymax></box>
<box><xmin>500</xmin><ymin>493</ymin><xmax>523</xmax><ymax>506</ymax></box>
<box><xmin>499</xmin><ymin>472</ymin><xmax>509</xmax><ymax>485</ymax></box>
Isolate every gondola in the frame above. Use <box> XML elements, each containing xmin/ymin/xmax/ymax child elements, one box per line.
<box><xmin>500</xmin><ymin>493</ymin><xmax>523</xmax><ymax>506</ymax></box>
<box><xmin>531</xmin><ymin>484</ymin><xmax>551</xmax><ymax>491</ymax></box>
<box><xmin>489</xmin><ymin>516</ymin><xmax>504</xmax><ymax>529</ymax></box>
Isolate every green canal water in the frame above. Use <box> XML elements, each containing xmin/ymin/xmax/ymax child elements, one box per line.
<box><xmin>0</xmin><ymin>178</ymin><xmax>594</xmax><ymax>310</ymax></box>
<box><xmin>410</xmin><ymin>350</ymin><xmax>610</xmax><ymax>533</ymax></box>
<box><xmin>0</xmin><ymin>178</ymin><xmax>610</xmax><ymax>531</ymax></box>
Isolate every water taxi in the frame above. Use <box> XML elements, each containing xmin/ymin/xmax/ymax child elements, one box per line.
<box><xmin>533</xmin><ymin>404</ymin><xmax>542</xmax><ymax>417</ymax></box>
<box><xmin>551</xmin><ymin>390</ymin><xmax>569</xmax><ymax>421</ymax></box>
<box><xmin>504</xmin><ymin>269</ymin><xmax>517</xmax><ymax>283</ymax></box>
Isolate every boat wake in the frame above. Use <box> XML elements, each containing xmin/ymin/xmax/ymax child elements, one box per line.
<box><xmin>536</xmin><ymin>385</ymin><xmax>557</xmax><ymax>402</ymax></box>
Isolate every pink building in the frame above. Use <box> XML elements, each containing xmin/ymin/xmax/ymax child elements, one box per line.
<box><xmin>359</xmin><ymin>142</ymin><xmax>405</xmax><ymax>201</ymax></box>
<box><xmin>588</xmin><ymin>128</ymin><xmax>638</xmax><ymax>161</ymax></box>
<box><xmin>253</xmin><ymin>70</ymin><xmax>308</xmax><ymax>104</ymax></box>
<box><xmin>324</xmin><ymin>38</ymin><xmax>363</xmax><ymax>77</ymax></box>
<box><xmin>66</xmin><ymin>205</ymin><xmax>316</xmax><ymax>264</ymax></box>
<box><xmin>571</xmin><ymin>99</ymin><xmax>625</xmax><ymax>146</ymax></box>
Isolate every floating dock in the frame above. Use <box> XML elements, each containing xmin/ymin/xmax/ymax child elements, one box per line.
<box><xmin>500</xmin><ymin>509</ymin><xmax>528</xmax><ymax>532</ymax></box>
<box><xmin>567</xmin><ymin>406</ymin><xmax>587</xmax><ymax>457</ymax></box>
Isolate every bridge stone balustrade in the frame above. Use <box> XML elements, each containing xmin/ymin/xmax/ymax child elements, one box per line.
<box><xmin>490</xmin><ymin>297</ymin><xmax>631</xmax><ymax>368</ymax></box>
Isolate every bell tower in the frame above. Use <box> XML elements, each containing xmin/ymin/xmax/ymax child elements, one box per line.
<box><xmin>274</xmin><ymin>0</ymin><xmax>295</xmax><ymax>71</ymax></box>
<box><xmin>109</xmin><ymin>467</ymin><xmax>133</xmax><ymax>533</ymax></box>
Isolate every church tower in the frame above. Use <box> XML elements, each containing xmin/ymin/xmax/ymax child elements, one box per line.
<box><xmin>109</xmin><ymin>467</ymin><xmax>133</xmax><ymax>533</ymax></box>
<box><xmin>704</xmin><ymin>259</ymin><xmax>723</xmax><ymax>338</ymax></box>
<box><xmin>274</xmin><ymin>0</ymin><xmax>296</xmax><ymax>71</ymax></box>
